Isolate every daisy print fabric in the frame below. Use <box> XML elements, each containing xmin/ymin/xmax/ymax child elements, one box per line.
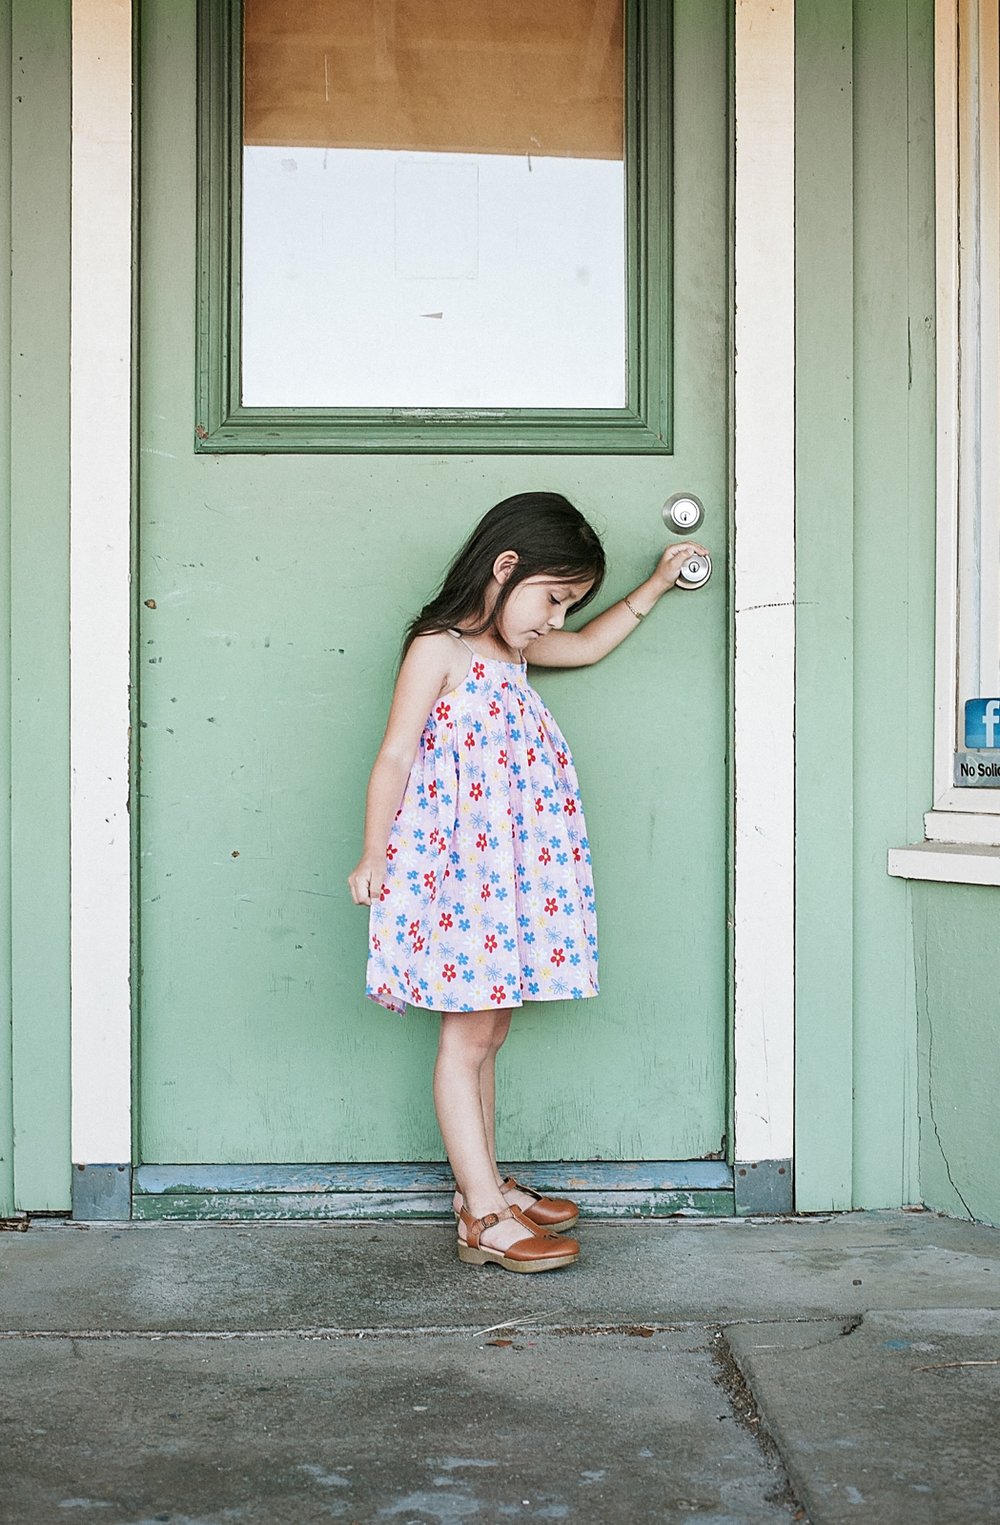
<box><xmin>366</xmin><ymin>651</ymin><xmax>599</xmax><ymax>1015</ymax></box>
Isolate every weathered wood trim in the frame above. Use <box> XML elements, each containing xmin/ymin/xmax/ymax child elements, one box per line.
<box><xmin>134</xmin><ymin>1159</ymin><xmax>733</xmax><ymax>1194</ymax></box>
<box><xmin>131</xmin><ymin>1160</ymin><xmax>735</xmax><ymax>1219</ymax></box>
<box><xmin>70</xmin><ymin>0</ymin><xmax>134</xmax><ymax>1179</ymax></box>
<box><xmin>133</xmin><ymin>1191</ymin><xmax>735</xmax><ymax>1222</ymax></box>
<box><xmin>732</xmin><ymin>0</ymin><xmax>796</xmax><ymax>1173</ymax></box>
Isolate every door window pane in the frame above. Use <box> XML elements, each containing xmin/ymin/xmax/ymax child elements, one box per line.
<box><xmin>241</xmin><ymin>0</ymin><xmax>626</xmax><ymax>408</ymax></box>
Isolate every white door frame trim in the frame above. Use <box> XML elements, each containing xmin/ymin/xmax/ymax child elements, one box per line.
<box><xmin>732</xmin><ymin>0</ymin><xmax>796</xmax><ymax>1194</ymax></box>
<box><xmin>68</xmin><ymin>0</ymin><xmax>797</xmax><ymax>1212</ymax></box>
<box><xmin>69</xmin><ymin>0</ymin><xmax>134</xmax><ymax>1190</ymax></box>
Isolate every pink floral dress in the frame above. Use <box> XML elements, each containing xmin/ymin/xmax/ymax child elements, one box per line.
<box><xmin>366</xmin><ymin>635</ymin><xmax>599</xmax><ymax>1014</ymax></box>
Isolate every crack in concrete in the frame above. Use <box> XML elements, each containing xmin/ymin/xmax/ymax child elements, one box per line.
<box><xmin>0</xmin><ymin>1314</ymin><xmax>865</xmax><ymax>1342</ymax></box>
<box><xmin>709</xmin><ymin>1326</ymin><xmax>808</xmax><ymax>1519</ymax></box>
<box><xmin>737</xmin><ymin>1315</ymin><xmax>864</xmax><ymax>1357</ymax></box>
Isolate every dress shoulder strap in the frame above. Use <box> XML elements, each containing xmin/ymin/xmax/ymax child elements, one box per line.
<box><xmin>447</xmin><ymin>628</ymin><xmax>477</xmax><ymax>656</ymax></box>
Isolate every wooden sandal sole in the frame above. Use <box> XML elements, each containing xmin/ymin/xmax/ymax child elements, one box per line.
<box><xmin>545</xmin><ymin>1214</ymin><xmax>579</xmax><ymax>1234</ymax></box>
<box><xmin>456</xmin><ymin>1242</ymin><xmax>579</xmax><ymax>1273</ymax></box>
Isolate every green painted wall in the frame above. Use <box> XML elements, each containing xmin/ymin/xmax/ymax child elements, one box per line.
<box><xmin>794</xmin><ymin>0</ymin><xmax>936</xmax><ymax>1212</ymax></box>
<box><xmin>0</xmin><ymin>0</ymin><xmax>72</xmax><ymax>1217</ymax></box>
<box><xmin>850</xmin><ymin>0</ymin><xmax>936</xmax><ymax>1211</ymax></box>
<box><xmin>911</xmin><ymin>886</ymin><xmax>1000</xmax><ymax>1226</ymax></box>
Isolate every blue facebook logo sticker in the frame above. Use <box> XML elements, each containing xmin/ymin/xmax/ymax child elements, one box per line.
<box><xmin>965</xmin><ymin>698</ymin><xmax>1000</xmax><ymax>748</ymax></box>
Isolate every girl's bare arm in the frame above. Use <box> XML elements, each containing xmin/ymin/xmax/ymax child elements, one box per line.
<box><xmin>347</xmin><ymin>634</ymin><xmax>460</xmax><ymax>906</ymax></box>
<box><xmin>526</xmin><ymin>541</ymin><xmax>708</xmax><ymax>669</ymax></box>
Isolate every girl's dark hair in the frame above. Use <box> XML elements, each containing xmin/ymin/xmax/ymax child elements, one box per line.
<box><xmin>403</xmin><ymin>492</ymin><xmax>606</xmax><ymax>657</ymax></box>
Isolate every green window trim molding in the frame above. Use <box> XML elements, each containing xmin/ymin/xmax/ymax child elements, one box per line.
<box><xmin>195</xmin><ymin>0</ymin><xmax>673</xmax><ymax>455</ymax></box>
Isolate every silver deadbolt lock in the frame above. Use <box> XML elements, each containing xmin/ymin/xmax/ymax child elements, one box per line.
<box><xmin>675</xmin><ymin>551</ymin><xmax>712</xmax><ymax>590</ymax></box>
<box><xmin>663</xmin><ymin>492</ymin><xmax>705</xmax><ymax>534</ymax></box>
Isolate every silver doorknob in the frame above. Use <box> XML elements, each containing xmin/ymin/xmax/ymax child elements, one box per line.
<box><xmin>663</xmin><ymin>492</ymin><xmax>705</xmax><ymax>533</ymax></box>
<box><xmin>675</xmin><ymin>551</ymin><xmax>712</xmax><ymax>590</ymax></box>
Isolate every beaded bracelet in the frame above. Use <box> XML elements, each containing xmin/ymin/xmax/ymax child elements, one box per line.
<box><xmin>624</xmin><ymin>595</ymin><xmax>644</xmax><ymax>621</ymax></box>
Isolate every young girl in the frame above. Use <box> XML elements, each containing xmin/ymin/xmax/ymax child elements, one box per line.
<box><xmin>348</xmin><ymin>492</ymin><xmax>707</xmax><ymax>1273</ymax></box>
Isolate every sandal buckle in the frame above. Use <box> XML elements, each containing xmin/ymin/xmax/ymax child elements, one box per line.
<box><xmin>480</xmin><ymin>1213</ymin><xmax>500</xmax><ymax>1229</ymax></box>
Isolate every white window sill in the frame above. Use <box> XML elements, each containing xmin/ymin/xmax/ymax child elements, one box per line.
<box><xmin>887</xmin><ymin>841</ymin><xmax>1000</xmax><ymax>885</ymax></box>
<box><xmin>924</xmin><ymin>809</ymin><xmax>1000</xmax><ymax>845</ymax></box>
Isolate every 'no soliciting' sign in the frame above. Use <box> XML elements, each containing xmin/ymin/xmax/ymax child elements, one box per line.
<box><xmin>955</xmin><ymin>698</ymin><xmax>1000</xmax><ymax>786</ymax></box>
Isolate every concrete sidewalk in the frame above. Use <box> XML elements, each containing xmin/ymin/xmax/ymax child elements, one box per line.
<box><xmin>1</xmin><ymin>1208</ymin><xmax>998</xmax><ymax>1523</ymax></box>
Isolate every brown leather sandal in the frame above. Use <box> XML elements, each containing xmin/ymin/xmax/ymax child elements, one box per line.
<box><xmin>456</xmin><ymin>1203</ymin><xmax>580</xmax><ymax>1273</ymax></box>
<box><xmin>501</xmin><ymin>1176</ymin><xmax>580</xmax><ymax>1233</ymax></box>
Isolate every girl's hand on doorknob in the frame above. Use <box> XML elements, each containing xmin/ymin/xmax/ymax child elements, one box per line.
<box><xmin>652</xmin><ymin>541</ymin><xmax>710</xmax><ymax>594</ymax></box>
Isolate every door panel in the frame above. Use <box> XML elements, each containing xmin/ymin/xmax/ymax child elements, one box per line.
<box><xmin>137</xmin><ymin>0</ymin><xmax>729</xmax><ymax>1165</ymax></box>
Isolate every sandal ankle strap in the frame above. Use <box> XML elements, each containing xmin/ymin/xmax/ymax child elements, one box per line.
<box><xmin>502</xmin><ymin>1175</ymin><xmax>542</xmax><ymax>1201</ymax></box>
<box><xmin>458</xmin><ymin>1202</ymin><xmax>512</xmax><ymax>1248</ymax></box>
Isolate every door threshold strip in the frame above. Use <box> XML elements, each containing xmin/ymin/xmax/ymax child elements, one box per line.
<box><xmin>131</xmin><ymin>1160</ymin><xmax>735</xmax><ymax>1221</ymax></box>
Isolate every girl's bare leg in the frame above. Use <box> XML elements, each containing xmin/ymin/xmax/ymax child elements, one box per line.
<box><xmin>445</xmin><ymin>1008</ymin><xmax>542</xmax><ymax>1218</ymax></box>
<box><xmin>479</xmin><ymin>1008</ymin><xmax>509</xmax><ymax>1183</ymax></box>
<box><xmin>434</xmin><ymin>1008</ymin><xmax>527</xmax><ymax>1253</ymax></box>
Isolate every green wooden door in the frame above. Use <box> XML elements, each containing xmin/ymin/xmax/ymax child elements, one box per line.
<box><xmin>137</xmin><ymin>1</ymin><xmax>729</xmax><ymax>1172</ymax></box>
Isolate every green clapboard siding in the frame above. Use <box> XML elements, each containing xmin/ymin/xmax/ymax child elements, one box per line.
<box><xmin>912</xmin><ymin>883</ymin><xmax>1000</xmax><ymax>1227</ymax></box>
<box><xmin>794</xmin><ymin>0</ymin><xmax>857</xmax><ymax>1212</ymax></box>
<box><xmin>850</xmin><ymin>0</ymin><xmax>935</xmax><ymax>1211</ymax></box>
<box><xmin>2</xmin><ymin>0</ymin><xmax>73</xmax><ymax>1215</ymax></box>
<box><xmin>136</xmin><ymin>0</ymin><xmax>731</xmax><ymax>1171</ymax></box>
<box><xmin>794</xmin><ymin>0</ymin><xmax>935</xmax><ymax>1212</ymax></box>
